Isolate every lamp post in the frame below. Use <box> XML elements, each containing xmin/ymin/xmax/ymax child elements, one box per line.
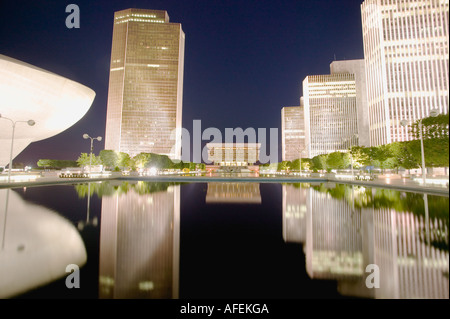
<box><xmin>346</xmin><ymin>134</ymin><xmax>358</xmax><ymax>180</ymax></box>
<box><xmin>297</xmin><ymin>144</ymin><xmax>307</xmax><ymax>175</ymax></box>
<box><xmin>401</xmin><ymin>109</ymin><xmax>439</xmax><ymax>185</ymax></box>
<box><xmin>83</xmin><ymin>134</ymin><xmax>102</xmax><ymax>174</ymax></box>
<box><xmin>299</xmin><ymin>148</ymin><xmax>305</xmax><ymax>175</ymax></box>
<box><xmin>0</xmin><ymin>114</ymin><xmax>35</xmax><ymax>183</ymax></box>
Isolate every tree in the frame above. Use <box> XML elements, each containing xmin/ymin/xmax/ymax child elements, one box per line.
<box><xmin>171</xmin><ymin>160</ymin><xmax>183</xmax><ymax>170</ymax></box>
<box><xmin>412</xmin><ymin>113</ymin><xmax>449</xmax><ymax>140</ymax></box>
<box><xmin>76</xmin><ymin>153</ymin><xmax>102</xmax><ymax>168</ymax></box>
<box><xmin>118</xmin><ymin>152</ymin><xmax>133</xmax><ymax>169</ymax></box>
<box><xmin>277</xmin><ymin>161</ymin><xmax>291</xmax><ymax>171</ymax></box>
<box><xmin>349</xmin><ymin>146</ymin><xmax>370</xmax><ymax>168</ymax></box>
<box><xmin>37</xmin><ymin>159</ymin><xmax>78</xmax><ymax>169</ymax></box>
<box><xmin>133</xmin><ymin>153</ymin><xmax>152</xmax><ymax>168</ymax></box>
<box><xmin>311</xmin><ymin>154</ymin><xmax>327</xmax><ymax>172</ymax></box>
<box><xmin>388</xmin><ymin>142</ymin><xmax>418</xmax><ymax>172</ymax></box>
<box><xmin>37</xmin><ymin>159</ymin><xmax>53</xmax><ymax>170</ymax></box>
<box><xmin>423</xmin><ymin>138</ymin><xmax>450</xmax><ymax>168</ymax></box>
<box><xmin>99</xmin><ymin>150</ymin><xmax>119</xmax><ymax>169</ymax></box>
<box><xmin>326</xmin><ymin>152</ymin><xmax>349</xmax><ymax>170</ymax></box>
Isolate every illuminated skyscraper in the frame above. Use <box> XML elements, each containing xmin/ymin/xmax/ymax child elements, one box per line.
<box><xmin>303</xmin><ymin>60</ymin><xmax>367</xmax><ymax>158</ymax></box>
<box><xmin>281</xmin><ymin>103</ymin><xmax>307</xmax><ymax>161</ymax></box>
<box><xmin>361</xmin><ymin>0</ymin><xmax>449</xmax><ymax>146</ymax></box>
<box><xmin>104</xmin><ymin>9</ymin><xmax>185</xmax><ymax>159</ymax></box>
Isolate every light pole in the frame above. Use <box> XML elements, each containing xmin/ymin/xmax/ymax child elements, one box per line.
<box><xmin>297</xmin><ymin>144</ymin><xmax>307</xmax><ymax>175</ymax></box>
<box><xmin>83</xmin><ymin>134</ymin><xmax>102</xmax><ymax>174</ymax></box>
<box><xmin>401</xmin><ymin>109</ymin><xmax>439</xmax><ymax>185</ymax></box>
<box><xmin>346</xmin><ymin>134</ymin><xmax>358</xmax><ymax>180</ymax></box>
<box><xmin>299</xmin><ymin>148</ymin><xmax>305</xmax><ymax>175</ymax></box>
<box><xmin>0</xmin><ymin>114</ymin><xmax>35</xmax><ymax>183</ymax></box>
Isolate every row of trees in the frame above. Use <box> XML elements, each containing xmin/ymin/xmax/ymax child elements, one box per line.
<box><xmin>267</xmin><ymin>114</ymin><xmax>449</xmax><ymax>173</ymax></box>
<box><xmin>75</xmin><ymin>150</ymin><xmax>205</xmax><ymax>171</ymax></box>
<box><xmin>37</xmin><ymin>159</ymin><xmax>78</xmax><ymax>169</ymax></box>
<box><xmin>38</xmin><ymin>150</ymin><xmax>206</xmax><ymax>172</ymax></box>
<box><xmin>270</xmin><ymin>137</ymin><xmax>448</xmax><ymax>173</ymax></box>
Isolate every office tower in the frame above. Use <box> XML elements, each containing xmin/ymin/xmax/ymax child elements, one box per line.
<box><xmin>303</xmin><ymin>60</ymin><xmax>366</xmax><ymax>158</ymax></box>
<box><xmin>361</xmin><ymin>0</ymin><xmax>449</xmax><ymax>146</ymax></box>
<box><xmin>104</xmin><ymin>9</ymin><xmax>185</xmax><ymax>159</ymax></box>
<box><xmin>330</xmin><ymin>60</ymin><xmax>370</xmax><ymax>147</ymax></box>
<box><xmin>281</xmin><ymin>103</ymin><xmax>307</xmax><ymax>161</ymax></box>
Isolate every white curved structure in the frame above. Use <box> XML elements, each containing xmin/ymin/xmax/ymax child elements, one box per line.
<box><xmin>0</xmin><ymin>189</ymin><xmax>87</xmax><ymax>298</ymax></box>
<box><xmin>0</xmin><ymin>54</ymin><xmax>96</xmax><ymax>166</ymax></box>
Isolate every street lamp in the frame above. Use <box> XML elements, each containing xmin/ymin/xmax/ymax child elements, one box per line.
<box><xmin>83</xmin><ymin>134</ymin><xmax>102</xmax><ymax>174</ymax></box>
<box><xmin>0</xmin><ymin>114</ymin><xmax>35</xmax><ymax>183</ymax></box>
<box><xmin>400</xmin><ymin>109</ymin><xmax>439</xmax><ymax>185</ymax></box>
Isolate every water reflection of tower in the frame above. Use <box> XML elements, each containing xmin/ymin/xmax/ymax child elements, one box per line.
<box><xmin>98</xmin><ymin>184</ymin><xmax>180</xmax><ymax>299</ymax></box>
<box><xmin>368</xmin><ymin>202</ymin><xmax>449</xmax><ymax>299</ymax></box>
<box><xmin>282</xmin><ymin>184</ymin><xmax>307</xmax><ymax>243</ymax></box>
<box><xmin>305</xmin><ymin>185</ymin><xmax>364</xmax><ymax>281</ymax></box>
<box><xmin>282</xmin><ymin>184</ymin><xmax>449</xmax><ymax>299</ymax></box>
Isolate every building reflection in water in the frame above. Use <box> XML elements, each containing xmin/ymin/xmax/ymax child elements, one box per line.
<box><xmin>98</xmin><ymin>182</ymin><xmax>180</xmax><ymax>299</ymax></box>
<box><xmin>282</xmin><ymin>183</ymin><xmax>449</xmax><ymax>299</ymax></box>
<box><xmin>282</xmin><ymin>184</ymin><xmax>307</xmax><ymax>243</ymax></box>
<box><xmin>0</xmin><ymin>189</ymin><xmax>87</xmax><ymax>298</ymax></box>
<box><xmin>206</xmin><ymin>183</ymin><xmax>261</xmax><ymax>204</ymax></box>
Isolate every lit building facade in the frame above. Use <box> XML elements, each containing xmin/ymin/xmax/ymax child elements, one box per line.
<box><xmin>206</xmin><ymin>143</ymin><xmax>261</xmax><ymax>166</ymax></box>
<box><xmin>330</xmin><ymin>60</ymin><xmax>370</xmax><ymax>148</ymax></box>
<box><xmin>303</xmin><ymin>71</ymin><xmax>359</xmax><ymax>158</ymax></box>
<box><xmin>281</xmin><ymin>105</ymin><xmax>307</xmax><ymax>161</ymax></box>
<box><xmin>104</xmin><ymin>9</ymin><xmax>185</xmax><ymax>159</ymax></box>
<box><xmin>361</xmin><ymin>0</ymin><xmax>449</xmax><ymax>146</ymax></box>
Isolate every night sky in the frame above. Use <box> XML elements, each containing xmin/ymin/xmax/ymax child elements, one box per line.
<box><xmin>0</xmin><ymin>0</ymin><xmax>364</xmax><ymax>165</ymax></box>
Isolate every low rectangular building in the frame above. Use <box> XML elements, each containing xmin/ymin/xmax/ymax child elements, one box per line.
<box><xmin>206</xmin><ymin>143</ymin><xmax>261</xmax><ymax>166</ymax></box>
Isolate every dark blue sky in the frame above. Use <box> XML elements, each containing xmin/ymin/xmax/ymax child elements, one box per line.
<box><xmin>0</xmin><ymin>0</ymin><xmax>364</xmax><ymax>165</ymax></box>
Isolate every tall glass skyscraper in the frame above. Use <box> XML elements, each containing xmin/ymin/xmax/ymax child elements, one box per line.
<box><xmin>104</xmin><ymin>9</ymin><xmax>185</xmax><ymax>159</ymax></box>
<box><xmin>361</xmin><ymin>0</ymin><xmax>449</xmax><ymax>146</ymax></box>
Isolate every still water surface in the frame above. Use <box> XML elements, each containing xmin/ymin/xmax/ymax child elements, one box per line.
<box><xmin>0</xmin><ymin>181</ymin><xmax>448</xmax><ymax>299</ymax></box>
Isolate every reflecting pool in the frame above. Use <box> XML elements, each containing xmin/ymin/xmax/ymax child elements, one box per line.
<box><xmin>0</xmin><ymin>181</ymin><xmax>448</xmax><ymax>299</ymax></box>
